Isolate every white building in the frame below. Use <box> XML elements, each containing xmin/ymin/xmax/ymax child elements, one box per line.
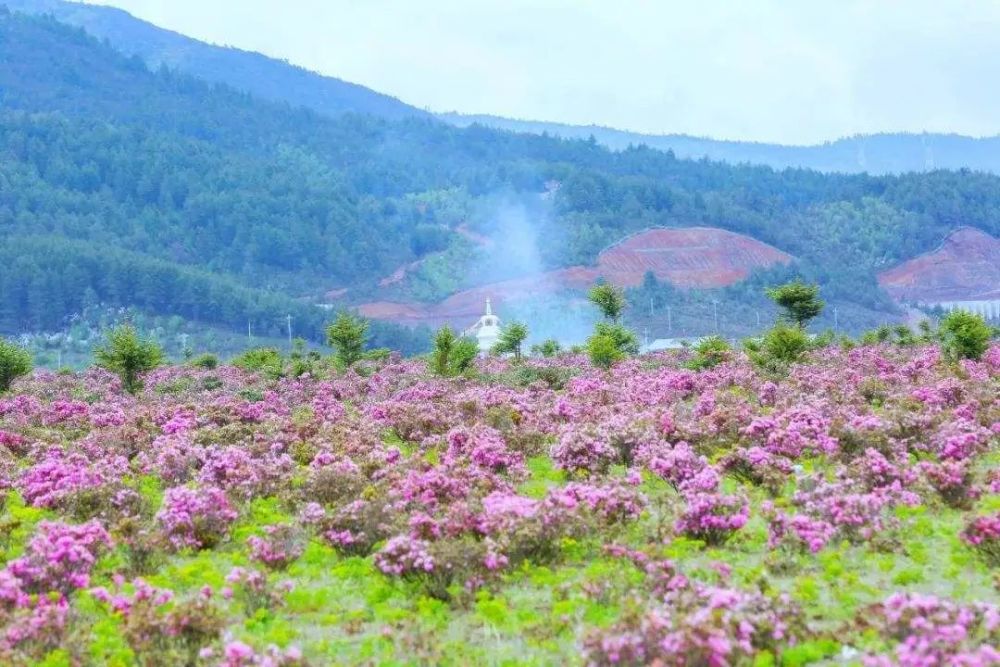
<box><xmin>641</xmin><ymin>337</ymin><xmax>708</xmax><ymax>353</ymax></box>
<box><xmin>464</xmin><ymin>299</ymin><xmax>502</xmax><ymax>354</ymax></box>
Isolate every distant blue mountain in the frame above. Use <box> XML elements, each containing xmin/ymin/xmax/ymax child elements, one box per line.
<box><xmin>437</xmin><ymin>113</ymin><xmax>1000</xmax><ymax>175</ymax></box>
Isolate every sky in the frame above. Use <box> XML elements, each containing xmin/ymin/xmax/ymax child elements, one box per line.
<box><xmin>81</xmin><ymin>0</ymin><xmax>1000</xmax><ymax>145</ymax></box>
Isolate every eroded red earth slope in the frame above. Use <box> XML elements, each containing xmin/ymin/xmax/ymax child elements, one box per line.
<box><xmin>878</xmin><ymin>227</ymin><xmax>1000</xmax><ymax>303</ymax></box>
<box><xmin>359</xmin><ymin>226</ymin><xmax>793</xmax><ymax>327</ymax></box>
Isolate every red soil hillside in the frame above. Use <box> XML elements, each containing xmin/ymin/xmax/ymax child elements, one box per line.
<box><xmin>359</xmin><ymin>227</ymin><xmax>793</xmax><ymax>327</ymax></box>
<box><xmin>878</xmin><ymin>227</ymin><xmax>1000</xmax><ymax>303</ymax></box>
<box><xmin>594</xmin><ymin>227</ymin><xmax>792</xmax><ymax>288</ymax></box>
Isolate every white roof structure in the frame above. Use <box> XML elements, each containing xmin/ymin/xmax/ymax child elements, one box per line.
<box><xmin>464</xmin><ymin>299</ymin><xmax>502</xmax><ymax>354</ymax></box>
<box><xmin>640</xmin><ymin>337</ymin><xmax>707</xmax><ymax>353</ymax></box>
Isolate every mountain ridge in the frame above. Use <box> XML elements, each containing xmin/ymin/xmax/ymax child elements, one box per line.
<box><xmin>8</xmin><ymin>0</ymin><xmax>1000</xmax><ymax>175</ymax></box>
<box><xmin>2</xmin><ymin>0</ymin><xmax>430</xmax><ymax>121</ymax></box>
<box><xmin>438</xmin><ymin>112</ymin><xmax>1000</xmax><ymax>175</ymax></box>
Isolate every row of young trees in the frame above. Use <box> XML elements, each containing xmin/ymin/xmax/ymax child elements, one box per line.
<box><xmin>0</xmin><ymin>285</ymin><xmax>994</xmax><ymax>395</ymax></box>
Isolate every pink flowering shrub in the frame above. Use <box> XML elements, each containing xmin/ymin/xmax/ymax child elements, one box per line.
<box><xmin>961</xmin><ymin>513</ymin><xmax>1000</xmax><ymax>567</ymax></box>
<box><xmin>7</xmin><ymin>520</ymin><xmax>112</xmax><ymax>594</ymax></box>
<box><xmin>18</xmin><ymin>449</ymin><xmax>127</xmax><ymax>515</ymax></box>
<box><xmin>247</xmin><ymin>524</ymin><xmax>306</xmax><ymax>570</ymax></box>
<box><xmin>90</xmin><ymin>578</ymin><xmax>226</xmax><ymax>666</ymax></box>
<box><xmin>675</xmin><ymin>492</ymin><xmax>749</xmax><ymax>545</ymax></box>
<box><xmin>861</xmin><ymin>594</ymin><xmax>1000</xmax><ymax>666</ymax></box>
<box><xmin>719</xmin><ymin>446</ymin><xmax>793</xmax><ymax>494</ymax></box>
<box><xmin>639</xmin><ymin>441</ymin><xmax>707</xmax><ymax>490</ymax></box>
<box><xmin>582</xmin><ymin>585</ymin><xmax>804</xmax><ymax>666</ymax></box>
<box><xmin>765</xmin><ymin>478</ymin><xmax>915</xmax><ymax>553</ymax></box>
<box><xmin>550</xmin><ymin>425</ymin><xmax>619</xmax><ymax>476</ymax></box>
<box><xmin>319</xmin><ymin>498</ymin><xmax>397</xmax><ymax>555</ymax></box>
<box><xmin>223</xmin><ymin>567</ymin><xmax>293</xmax><ymax>616</ymax></box>
<box><xmin>920</xmin><ymin>459</ymin><xmax>980</xmax><ymax>509</ymax></box>
<box><xmin>374</xmin><ymin>535</ymin><xmax>435</xmax><ymax>577</ymax></box>
<box><xmin>156</xmin><ymin>485</ymin><xmax>238</xmax><ymax>550</ymax></box>
<box><xmin>215</xmin><ymin>641</ymin><xmax>306</xmax><ymax>667</ymax></box>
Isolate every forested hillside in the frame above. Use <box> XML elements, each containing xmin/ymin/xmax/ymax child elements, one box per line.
<box><xmin>2</xmin><ymin>7</ymin><xmax>1000</xmax><ymax>348</ymax></box>
<box><xmin>3</xmin><ymin>0</ymin><xmax>428</xmax><ymax>121</ymax></box>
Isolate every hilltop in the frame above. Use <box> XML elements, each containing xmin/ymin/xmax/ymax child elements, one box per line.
<box><xmin>2</xmin><ymin>0</ymin><xmax>428</xmax><ymax>121</ymax></box>
<box><xmin>879</xmin><ymin>227</ymin><xmax>1000</xmax><ymax>303</ymax></box>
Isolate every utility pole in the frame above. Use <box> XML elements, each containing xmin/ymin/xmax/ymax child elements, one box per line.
<box><xmin>286</xmin><ymin>314</ymin><xmax>293</xmax><ymax>349</ymax></box>
<box><xmin>755</xmin><ymin>310</ymin><xmax>761</xmax><ymax>329</ymax></box>
<box><xmin>247</xmin><ymin>320</ymin><xmax>252</xmax><ymax>342</ymax></box>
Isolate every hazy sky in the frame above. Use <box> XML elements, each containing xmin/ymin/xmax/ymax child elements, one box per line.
<box><xmin>82</xmin><ymin>0</ymin><xmax>1000</xmax><ymax>145</ymax></box>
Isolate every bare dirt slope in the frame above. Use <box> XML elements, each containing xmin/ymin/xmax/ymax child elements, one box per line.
<box><xmin>878</xmin><ymin>227</ymin><xmax>1000</xmax><ymax>302</ymax></box>
<box><xmin>359</xmin><ymin>227</ymin><xmax>793</xmax><ymax>327</ymax></box>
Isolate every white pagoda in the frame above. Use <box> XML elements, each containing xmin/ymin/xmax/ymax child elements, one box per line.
<box><xmin>464</xmin><ymin>299</ymin><xmax>501</xmax><ymax>355</ymax></box>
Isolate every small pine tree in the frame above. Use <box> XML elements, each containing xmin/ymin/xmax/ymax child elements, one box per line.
<box><xmin>765</xmin><ymin>281</ymin><xmax>824</xmax><ymax>329</ymax></box>
<box><xmin>190</xmin><ymin>353</ymin><xmax>219</xmax><ymax>369</ymax></box>
<box><xmin>431</xmin><ymin>326</ymin><xmax>457</xmax><ymax>376</ymax></box>
<box><xmin>686</xmin><ymin>336</ymin><xmax>731</xmax><ymax>370</ymax></box>
<box><xmin>94</xmin><ymin>324</ymin><xmax>165</xmax><ymax>394</ymax></box>
<box><xmin>0</xmin><ymin>337</ymin><xmax>32</xmax><ymax>392</ymax></box>
<box><xmin>431</xmin><ymin>326</ymin><xmax>478</xmax><ymax>376</ymax></box>
<box><xmin>232</xmin><ymin>347</ymin><xmax>283</xmax><ymax>378</ymax></box>
<box><xmin>594</xmin><ymin>322</ymin><xmax>639</xmax><ymax>356</ymax></box>
<box><xmin>744</xmin><ymin>322</ymin><xmax>811</xmax><ymax>371</ymax></box>
<box><xmin>492</xmin><ymin>321</ymin><xmax>529</xmax><ymax>361</ymax></box>
<box><xmin>451</xmin><ymin>338</ymin><xmax>480</xmax><ymax>374</ymax></box>
<box><xmin>588</xmin><ymin>284</ymin><xmax>627</xmax><ymax>322</ymax></box>
<box><xmin>326</xmin><ymin>312</ymin><xmax>368</xmax><ymax>368</ymax></box>
<box><xmin>587</xmin><ymin>333</ymin><xmax>624</xmax><ymax>370</ymax></box>
<box><xmin>939</xmin><ymin>310</ymin><xmax>993</xmax><ymax>361</ymax></box>
<box><xmin>531</xmin><ymin>339</ymin><xmax>562</xmax><ymax>358</ymax></box>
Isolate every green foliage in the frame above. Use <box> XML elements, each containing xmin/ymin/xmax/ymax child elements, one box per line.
<box><xmin>765</xmin><ymin>282</ymin><xmax>824</xmax><ymax>328</ymax></box>
<box><xmin>431</xmin><ymin>326</ymin><xmax>478</xmax><ymax>376</ymax></box>
<box><xmin>287</xmin><ymin>338</ymin><xmax>323</xmax><ymax>377</ymax></box>
<box><xmin>587</xmin><ymin>334</ymin><xmax>624</xmax><ymax>370</ymax></box>
<box><xmin>232</xmin><ymin>347</ymin><xmax>284</xmax><ymax>378</ymax></box>
<box><xmin>744</xmin><ymin>323</ymin><xmax>812</xmax><ymax>371</ymax></box>
<box><xmin>0</xmin><ymin>337</ymin><xmax>32</xmax><ymax>392</ymax></box>
<box><xmin>93</xmin><ymin>324</ymin><xmax>165</xmax><ymax>394</ymax></box>
<box><xmin>938</xmin><ymin>310</ymin><xmax>993</xmax><ymax>361</ymax></box>
<box><xmin>860</xmin><ymin>324</ymin><xmax>893</xmax><ymax>346</ymax></box>
<box><xmin>189</xmin><ymin>353</ymin><xmax>219</xmax><ymax>369</ymax></box>
<box><xmin>594</xmin><ymin>322</ymin><xmax>640</xmax><ymax>356</ymax></box>
<box><xmin>685</xmin><ymin>335</ymin><xmax>732</xmax><ymax>370</ymax></box>
<box><xmin>492</xmin><ymin>321</ymin><xmax>529</xmax><ymax>361</ymax></box>
<box><xmin>588</xmin><ymin>284</ymin><xmax>627</xmax><ymax>322</ymax></box>
<box><xmin>586</xmin><ymin>320</ymin><xmax>639</xmax><ymax>370</ymax></box>
<box><xmin>530</xmin><ymin>339</ymin><xmax>562</xmax><ymax>358</ymax></box>
<box><xmin>326</xmin><ymin>312</ymin><xmax>369</xmax><ymax>368</ymax></box>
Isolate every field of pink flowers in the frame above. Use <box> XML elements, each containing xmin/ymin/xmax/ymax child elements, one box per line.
<box><xmin>0</xmin><ymin>343</ymin><xmax>998</xmax><ymax>665</ymax></box>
